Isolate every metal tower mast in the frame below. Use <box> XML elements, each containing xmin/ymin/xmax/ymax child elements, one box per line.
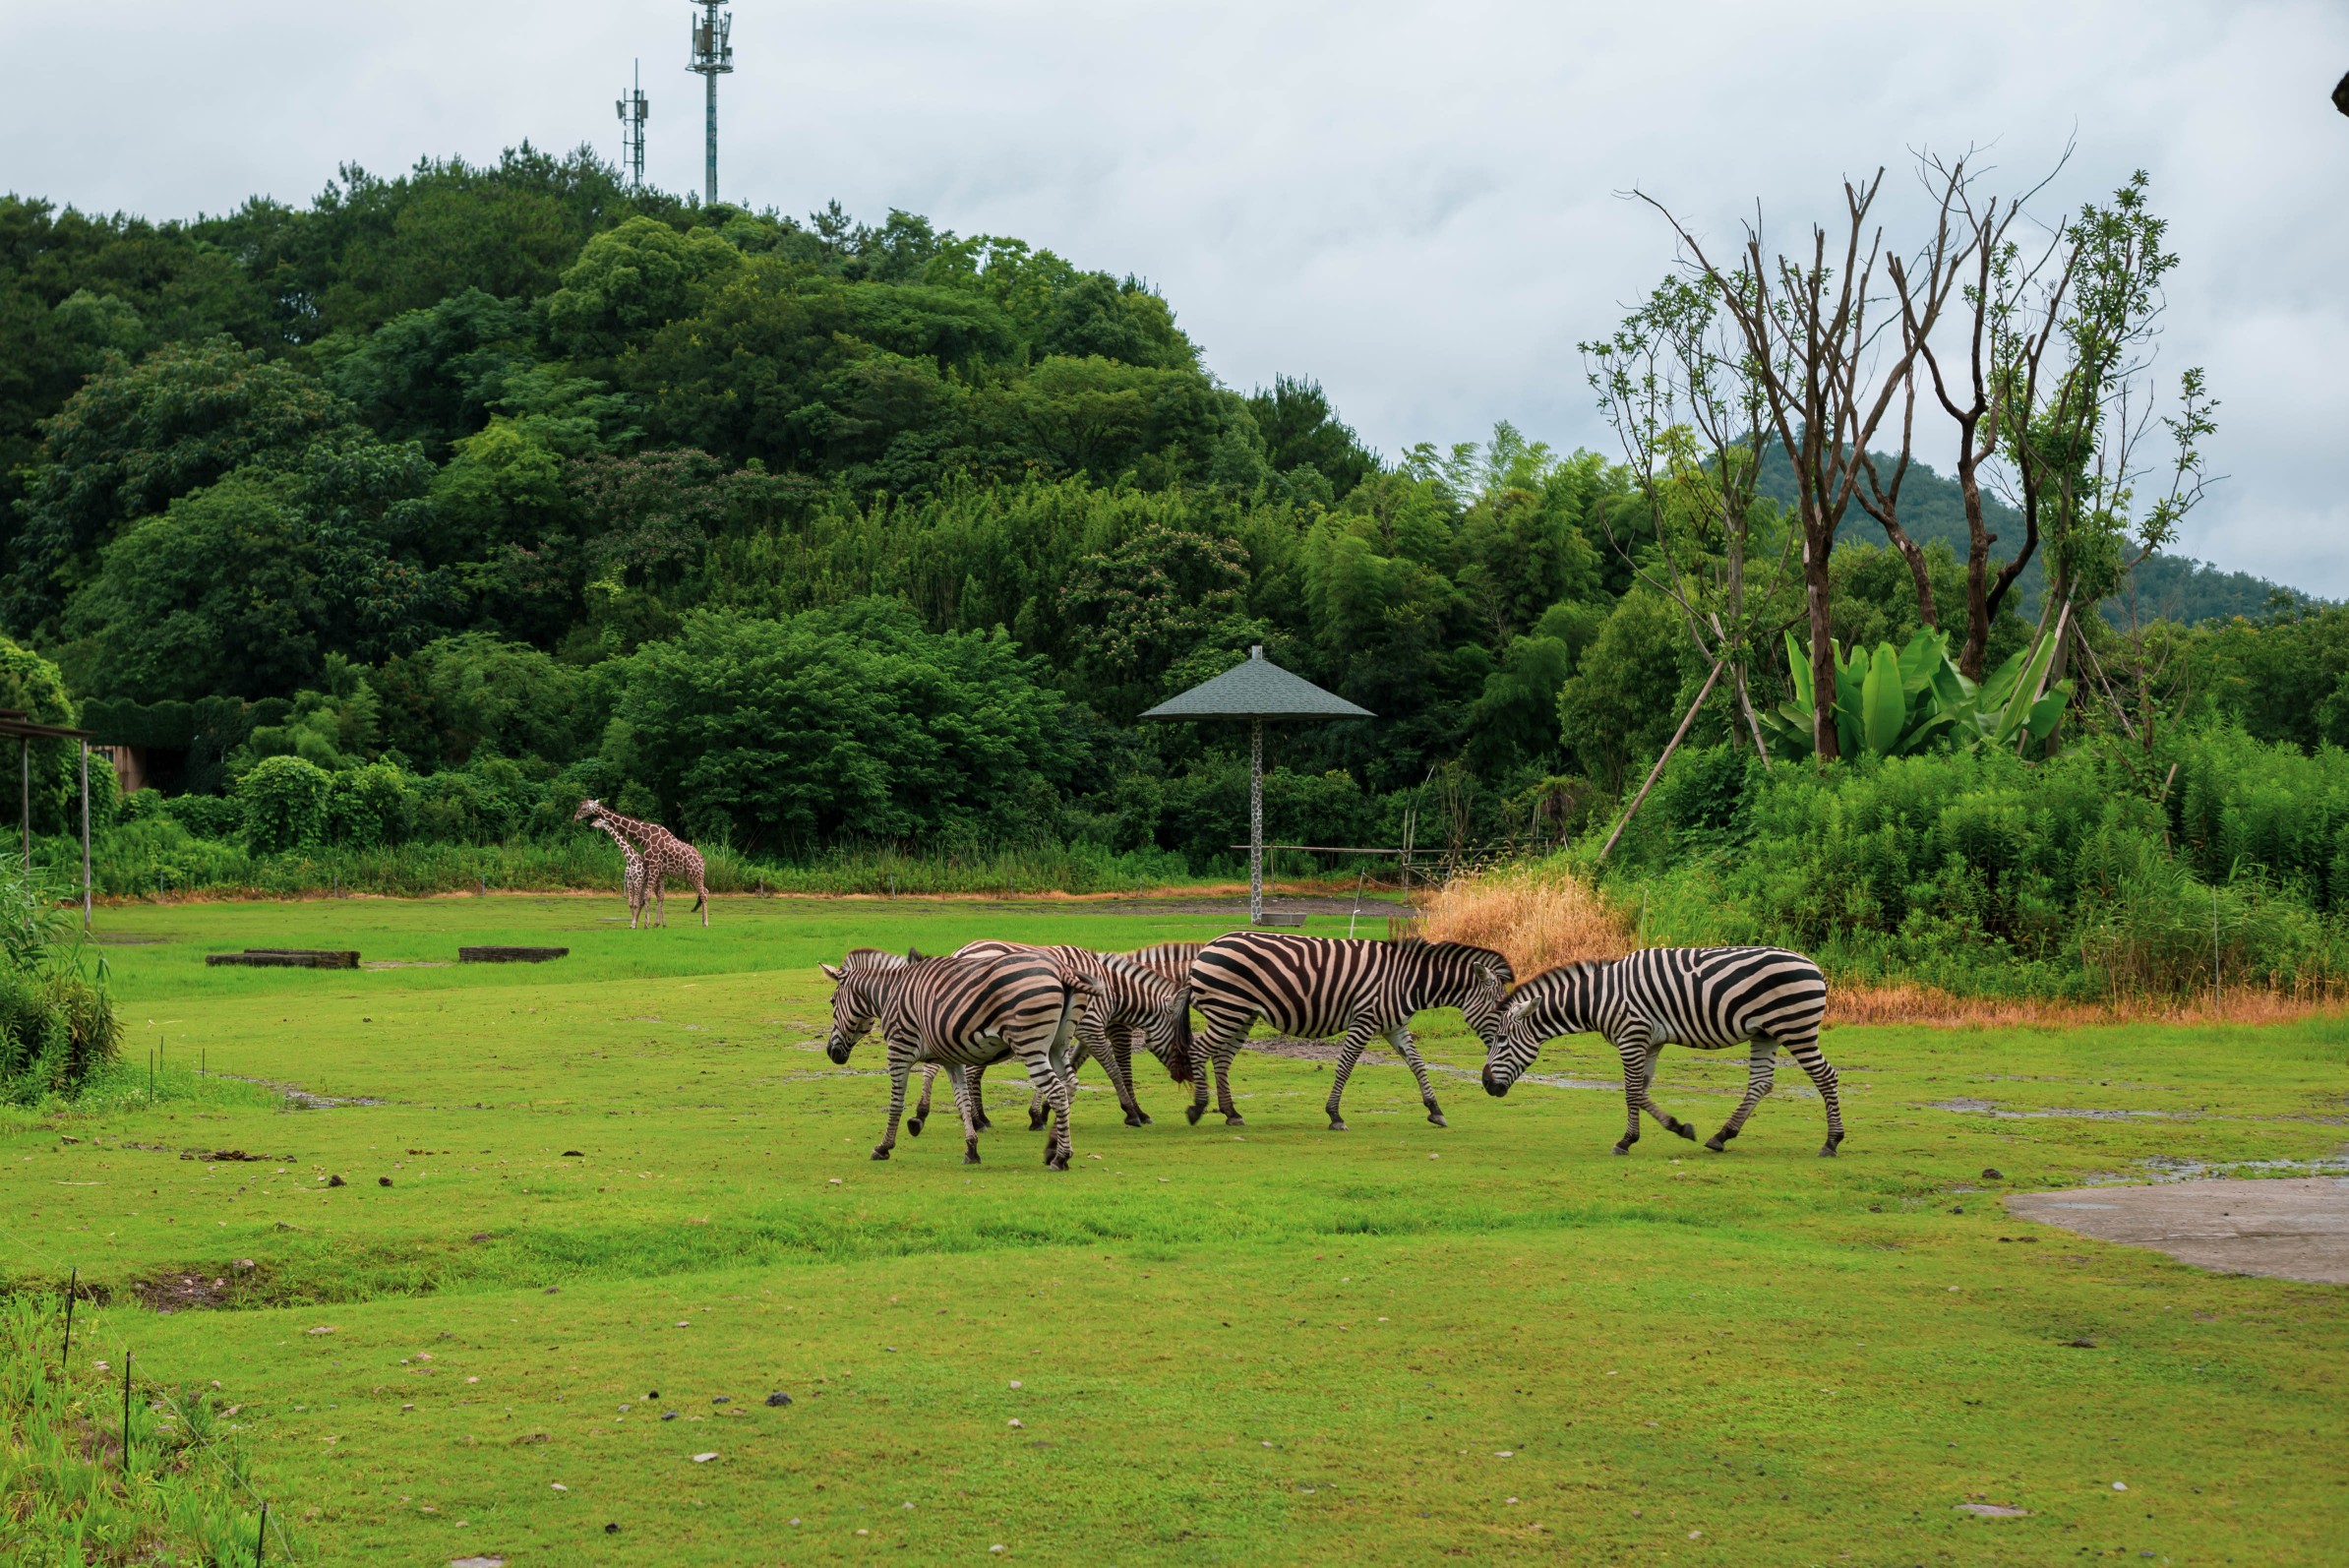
<box><xmin>686</xmin><ymin>2</ymin><xmax>734</xmax><ymax>206</ymax></box>
<box><xmin>616</xmin><ymin>60</ymin><xmax>648</xmax><ymax>190</ymax></box>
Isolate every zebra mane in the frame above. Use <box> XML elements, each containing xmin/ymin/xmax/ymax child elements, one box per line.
<box><xmin>1418</xmin><ymin>940</ymin><xmax>1516</xmax><ymax>986</ymax></box>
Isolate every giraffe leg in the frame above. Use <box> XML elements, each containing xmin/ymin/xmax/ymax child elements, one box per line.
<box><xmin>698</xmin><ymin>874</ymin><xmax>709</xmax><ymax>928</ymax></box>
<box><xmin>873</xmin><ymin>1053</ymin><xmax>912</xmax><ymax>1161</ymax></box>
<box><xmin>1387</xmin><ymin>1024</ymin><xmax>1446</xmax><ymax>1126</ymax></box>
<box><xmin>1708</xmin><ymin>1040</ymin><xmax>1777</xmax><ymax>1152</ymax></box>
<box><xmin>1786</xmin><ymin>1038</ymin><xmax>1846</xmax><ymax>1156</ymax></box>
<box><xmin>1323</xmin><ymin>1029</ymin><xmax>1374</xmax><ymax>1130</ymax></box>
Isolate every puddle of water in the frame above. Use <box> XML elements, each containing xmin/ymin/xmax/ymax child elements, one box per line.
<box><xmin>1929</xmin><ymin>1098</ymin><xmax>2175</xmax><ymax>1120</ymax></box>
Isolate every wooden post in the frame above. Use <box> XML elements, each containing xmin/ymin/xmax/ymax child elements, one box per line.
<box><xmin>1598</xmin><ymin>659</ymin><xmax>1726</xmax><ymax>863</ymax></box>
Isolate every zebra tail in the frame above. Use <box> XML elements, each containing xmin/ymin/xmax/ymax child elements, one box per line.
<box><xmin>1168</xmin><ymin>988</ymin><xmax>1194</xmax><ymax>1082</ymax></box>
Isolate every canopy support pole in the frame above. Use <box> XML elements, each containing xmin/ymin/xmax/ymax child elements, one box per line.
<box><xmin>1249</xmin><ymin>718</ymin><xmax>1264</xmax><ymax>927</ymax></box>
<box><xmin>80</xmin><ymin>741</ymin><xmax>91</xmax><ymax>932</ymax></box>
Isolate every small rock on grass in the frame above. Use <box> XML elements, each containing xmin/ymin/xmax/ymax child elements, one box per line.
<box><xmin>379</xmin><ymin>1176</ymin><xmax>392</xmax><ymax>1187</ymax></box>
<box><xmin>692</xmin><ymin>1452</ymin><xmax>718</xmax><ymax>1463</ymax></box>
<box><xmin>765</xmin><ymin>1392</ymin><xmax>792</xmax><ymax>1407</ymax></box>
<box><xmin>328</xmin><ymin>1175</ymin><xmax>346</xmax><ymax>1187</ymax></box>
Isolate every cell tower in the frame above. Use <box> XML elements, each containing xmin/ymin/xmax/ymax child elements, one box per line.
<box><xmin>615</xmin><ymin>60</ymin><xmax>648</xmax><ymax>190</ymax></box>
<box><xmin>687</xmin><ymin>2</ymin><xmax>734</xmax><ymax>207</ymax></box>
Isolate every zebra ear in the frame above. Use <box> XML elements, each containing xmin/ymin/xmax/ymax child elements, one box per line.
<box><xmin>905</xmin><ymin>946</ymin><xmax>926</xmax><ymax>961</ymax></box>
<box><xmin>819</xmin><ymin>963</ymin><xmax>843</xmax><ymax>984</ymax></box>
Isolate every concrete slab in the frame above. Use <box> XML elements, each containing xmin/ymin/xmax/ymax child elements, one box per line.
<box><xmin>2006</xmin><ymin>1177</ymin><xmax>2349</xmax><ymax>1284</ymax></box>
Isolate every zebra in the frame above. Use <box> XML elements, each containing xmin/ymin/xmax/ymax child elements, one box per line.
<box><xmin>835</xmin><ymin>946</ymin><xmax>998</xmax><ymax>1133</ymax></box>
<box><xmin>1186</xmin><ymin>933</ymin><xmax>1514</xmax><ymax>1130</ymax></box>
<box><xmin>907</xmin><ymin>942</ymin><xmax>1192</xmax><ymax>1134</ymax></box>
<box><xmin>1479</xmin><ymin>946</ymin><xmax>1843</xmax><ymax>1157</ymax></box>
<box><xmin>820</xmin><ymin>949</ymin><xmax>1088</xmax><ymax>1168</ymax></box>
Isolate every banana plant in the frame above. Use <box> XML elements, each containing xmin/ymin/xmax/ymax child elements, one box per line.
<box><xmin>1755</xmin><ymin>626</ymin><xmax>2073</xmax><ymax>761</ymax></box>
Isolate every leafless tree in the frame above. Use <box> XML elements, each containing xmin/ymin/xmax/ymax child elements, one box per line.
<box><xmin>1639</xmin><ymin>171</ymin><xmax>1953</xmax><ymax>760</ymax></box>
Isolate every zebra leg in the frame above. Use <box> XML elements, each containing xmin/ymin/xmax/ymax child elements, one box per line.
<box><xmin>1113</xmin><ymin>1025</ymin><xmax>1151</xmax><ymax>1125</ymax></box>
<box><xmin>967</xmin><ymin>1062</ymin><xmax>994</xmax><ymax>1131</ymax></box>
<box><xmin>1322</xmin><ymin>1029</ymin><xmax>1374</xmax><ymax>1130</ymax></box>
<box><xmin>1016</xmin><ymin>1042</ymin><xmax>1074</xmax><ymax>1171</ymax></box>
<box><xmin>1188</xmin><ymin>1011</ymin><xmax>1252</xmax><ymax>1125</ymax></box>
<box><xmin>1089</xmin><ymin>1021</ymin><xmax>1148</xmax><ymax>1127</ymax></box>
<box><xmin>1386</xmin><ymin>1024</ymin><xmax>1446</xmax><ymax>1127</ymax></box>
<box><xmin>1787</xmin><ymin>1040</ymin><xmax>1847</xmax><ymax>1156</ymax></box>
<box><xmin>951</xmin><ymin>1065</ymin><xmax>983</xmax><ymax>1165</ymax></box>
<box><xmin>1628</xmin><ymin>1035</ymin><xmax>1697</xmax><ymax>1144</ymax></box>
<box><xmin>1707</xmin><ymin>1040</ymin><xmax>1777</xmax><ymax>1152</ymax></box>
<box><xmin>873</xmin><ymin>1054</ymin><xmax>913</xmax><ymax>1161</ymax></box>
<box><xmin>909</xmin><ymin>1063</ymin><xmax>939</xmax><ymax>1137</ymax></box>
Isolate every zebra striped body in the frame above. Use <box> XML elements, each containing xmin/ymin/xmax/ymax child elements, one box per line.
<box><xmin>1187</xmin><ymin>934</ymin><xmax>1514</xmax><ymax>1130</ymax></box>
<box><xmin>1483</xmin><ymin>946</ymin><xmax>1842</xmax><ymax>1156</ymax></box>
<box><xmin>919</xmin><ymin>942</ymin><xmax>1193</xmax><ymax>1132</ymax></box>
<box><xmin>1121</xmin><ymin>941</ymin><xmax>1207</xmax><ymax>990</ymax></box>
<box><xmin>821</xmin><ymin>950</ymin><xmax>1087</xmax><ymax>1168</ymax></box>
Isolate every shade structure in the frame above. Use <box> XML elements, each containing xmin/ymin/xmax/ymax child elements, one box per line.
<box><xmin>1140</xmin><ymin>647</ymin><xmax>1373</xmax><ymax>925</ymax></box>
<box><xmin>0</xmin><ymin>711</ymin><xmax>98</xmax><ymax>931</ymax></box>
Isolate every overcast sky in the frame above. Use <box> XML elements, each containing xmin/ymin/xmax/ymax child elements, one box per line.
<box><xmin>7</xmin><ymin>1</ymin><xmax>2347</xmax><ymax>590</ymax></box>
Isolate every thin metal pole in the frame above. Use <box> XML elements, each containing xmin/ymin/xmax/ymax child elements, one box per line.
<box><xmin>1249</xmin><ymin>718</ymin><xmax>1264</xmax><ymax>927</ymax></box>
<box><xmin>704</xmin><ymin>55</ymin><xmax>718</xmax><ymax>204</ymax></box>
<box><xmin>81</xmin><ymin>741</ymin><xmax>91</xmax><ymax>931</ymax></box>
<box><xmin>61</xmin><ymin>1268</ymin><xmax>76</xmax><ymax>1368</ymax></box>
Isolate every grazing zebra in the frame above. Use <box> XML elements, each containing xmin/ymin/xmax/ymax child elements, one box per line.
<box><xmin>586</xmin><ymin>814</ymin><xmax>649</xmax><ymax>929</ymax></box>
<box><xmin>1187</xmin><ymin>934</ymin><xmax>1514</xmax><ymax>1130</ymax></box>
<box><xmin>1121</xmin><ymin>941</ymin><xmax>1207</xmax><ymax>990</ymax></box>
<box><xmin>911</xmin><ymin>942</ymin><xmax>1192</xmax><ymax>1133</ymax></box>
<box><xmin>572</xmin><ymin>799</ymin><xmax>709</xmax><ymax>928</ymax></box>
<box><xmin>1479</xmin><ymin>946</ymin><xmax>1842</xmax><ymax>1157</ymax></box>
<box><xmin>821</xmin><ymin>949</ymin><xmax>1088</xmax><ymax>1168</ymax></box>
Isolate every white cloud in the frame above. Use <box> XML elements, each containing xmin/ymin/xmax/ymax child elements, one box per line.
<box><xmin>8</xmin><ymin>0</ymin><xmax>2348</xmax><ymax>587</ymax></box>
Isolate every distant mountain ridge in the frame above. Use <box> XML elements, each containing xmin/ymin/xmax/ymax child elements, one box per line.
<box><xmin>1753</xmin><ymin>446</ymin><xmax>2305</xmax><ymax>626</ymax></box>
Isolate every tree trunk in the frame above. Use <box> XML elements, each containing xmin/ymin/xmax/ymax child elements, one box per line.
<box><xmin>1804</xmin><ymin>516</ymin><xmax>1839</xmax><ymax>760</ymax></box>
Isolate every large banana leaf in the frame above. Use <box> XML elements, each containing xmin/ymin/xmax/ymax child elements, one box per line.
<box><xmin>1861</xmin><ymin>643</ymin><xmax>1907</xmax><ymax>753</ymax></box>
<box><xmin>1759</xmin><ymin>623</ymin><xmax>2073</xmax><ymax>761</ymax></box>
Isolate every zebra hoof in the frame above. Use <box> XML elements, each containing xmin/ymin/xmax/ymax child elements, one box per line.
<box><xmin>1612</xmin><ymin>1143</ymin><xmax>1632</xmax><ymax>1156</ymax></box>
<box><xmin>1136</xmin><ymin>1112</ymin><xmax>1154</xmax><ymax>1125</ymax></box>
<box><xmin>870</xmin><ymin>1146</ymin><xmax>890</xmax><ymax>1161</ymax></box>
<box><xmin>975</xmin><ymin>1114</ymin><xmax>995</xmax><ymax>1131</ymax></box>
<box><xmin>1426</xmin><ymin>1109</ymin><xmax>1448</xmax><ymax>1127</ymax></box>
<box><xmin>1223</xmin><ymin>1115</ymin><xmax>1246</xmax><ymax>1128</ymax></box>
<box><xmin>1028</xmin><ymin>1111</ymin><xmax>1050</xmax><ymax>1132</ymax></box>
<box><xmin>905</xmin><ymin>1116</ymin><xmax>924</xmax><ymax>1137</ymax></box>
<box><xmin>1818</xmin><ymin>1142</ymin><xmax>1839</xmax><ymax>1158</ymax></box>
<box><xmin>1327</xmin><ymin>1117</ymin><xmax>1349</xmax><ymax>1132</ymax></box>
<box><xmin>1185</xmin><ymin>1104</ymin><xmax>1206</xmax><ymax>1125</ymax></box>
<box><xmin>1123</xmin><ymin>1111</ymin><xmax>1147</xmax><ymax>1127</ymax></box>
<box><xmin>963</xmin><ymin>1149</ymin><xmax>981</xmax><ymax>1166</ymax></box>
<box><xmin>1704</xmin><ymin>1135</ymin><xmax>1728</xmax><ymax>1153</ymax></box>
<box><xmin>1670</xmin><ymin>1119</ymin><xmax>1697</xmax><ymax>1141</ymax></box>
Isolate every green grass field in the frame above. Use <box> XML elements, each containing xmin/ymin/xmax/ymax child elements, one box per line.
<box><xmin>5</xmin><ymin>893</ymin><xmax>2346</xmax><ymax>1565</ymax></box>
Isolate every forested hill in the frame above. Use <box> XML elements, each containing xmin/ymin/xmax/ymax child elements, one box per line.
<box><xmin>1754</xmin><ymin>446</ymin><xmax>2306</xmax><ymax>625</ymax></box>
<box><xmin>2</xmin><ymin>144</ymin><xmax>2339</xmax><ymax>872</ymax></box>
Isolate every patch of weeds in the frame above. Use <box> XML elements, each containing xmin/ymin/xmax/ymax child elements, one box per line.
<box><xmin>0</xmin><ymin>1290</ymin><xmax>283</xmax><ymax>1565</ymax></box>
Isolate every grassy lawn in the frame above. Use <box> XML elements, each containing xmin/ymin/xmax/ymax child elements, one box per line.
<box><xmin>5</xmin><ymin>893</ymin><xmax>2346</xmax><ymax>1565</ymax></box>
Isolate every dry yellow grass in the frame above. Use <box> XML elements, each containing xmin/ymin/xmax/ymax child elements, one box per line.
<box><xmin>1410</xmin><ymin>864</ymin><xmax>2346</xmax><ymax>1029</ymax></box>
<box><xmin>1407</xmin><ymin>862</ymin><xmax>1637</xmax><ymax>977</ymax></box>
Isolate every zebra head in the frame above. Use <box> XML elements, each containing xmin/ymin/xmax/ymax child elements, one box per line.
<box><xmin>813</xmin><ymin>962</ymin><xmax>878</xmax><ymax>1060</ymax></box>
<box><xmin>1437</xmin><ymin>943</ymin><xmax>1516</xmax><ymax>1051</ymax></box>
<box><xmin>1482</xmin><ymin>961</ymin><xmax>1595</xmax><ymax>1095</ymax></box>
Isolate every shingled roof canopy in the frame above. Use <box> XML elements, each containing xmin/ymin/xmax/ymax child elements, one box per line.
<box><xmin>1139</xmin><ymin>647</ymin><xmax>1373</xmax><ymax>722</ymax></box>
<box><xmin>1140</xmin><ymin>648</ymin><xmax>1372</xmax><ymax>926</ymax></box>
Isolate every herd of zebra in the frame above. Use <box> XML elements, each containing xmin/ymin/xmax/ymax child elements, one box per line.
<box><xmin>817</xmin><ymin>932</ymin><xmax>1847</xmax><ymax>1170</ymax></box>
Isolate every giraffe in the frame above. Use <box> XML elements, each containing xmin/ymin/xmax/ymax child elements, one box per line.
<box><xmin>572</xmin><ymin>799</ymin><xmax>709</xmax><ymax>928</ymax></box>
<box><xmin>587</xmin><ymin>814</ymin><xmax>649</xmax><ymax>929</ymax></box>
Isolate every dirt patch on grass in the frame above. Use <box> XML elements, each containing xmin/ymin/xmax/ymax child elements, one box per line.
<box><xmin>213</xmin><ymin>1073</ymin><xmax>387</xmax><ymax>1109</ymax></box>
<box><xmin>2006</xmin><ymin>1177</ymin><xmax>2349</xmax><ymax>1284</ymax></box>
<box><xmin>131</xmin><ymin>1262</ymin><xmax>271</xmax><ymax>1313</ymax></box>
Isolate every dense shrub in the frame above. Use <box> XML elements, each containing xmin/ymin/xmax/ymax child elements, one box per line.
<box><xmin>603</xmin><ymin>599</ymin><xmax>1082</xmax><ymax>852</ymax></box>
<box><xmin>326</xmin><ymin>761</ymin><xmax>414</xmax><ymax>849</ymax></box>
<box><xmin>236</xmin><ymin>754</ymin><xmax>331</xmax><ymax>853</ymax></box>
<box><xmin>161</xmin><ymin>793</ymin><xmax>243</xmax><ymax>840</ymax></box>
<box><xmin>0</xmin><ymin>865</ymin><xmax>119</xmax><ymax>1101</ymax></box>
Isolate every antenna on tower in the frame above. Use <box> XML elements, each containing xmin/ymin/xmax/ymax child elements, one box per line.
<box><xmin>616</xmin><ymin>59</ymin><xmax>649</xmax><ymax>190</ymax></box>
<box><xmin>686</xmin><ymin>2</ymin><xmax>735</xmax><ymax>207</ymax></box>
